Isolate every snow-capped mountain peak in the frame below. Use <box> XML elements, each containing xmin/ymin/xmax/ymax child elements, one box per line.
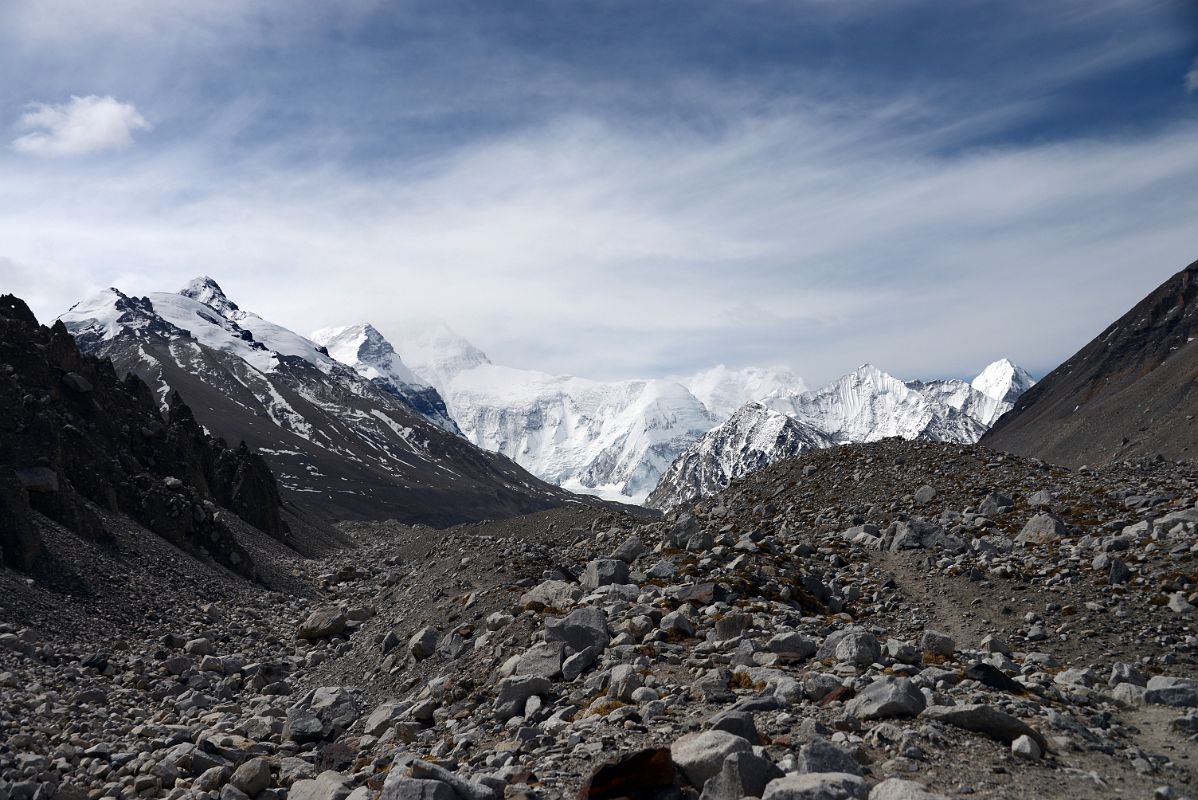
<box><xmin>179</xmin><ymin>276</ymin><xmax>246</xmax><ymax>321</ymax></box>
<box><xmin>311</xmin><ymin>323</ymin><xmax>459</xmax><ymax>433</ymax></box>
<box><xmin>972</xmin><ymin>358</ymin><xmax>1036</xmax><ymax>405</ymax></box>
<box><xmin>60</xmin><ymin>279</ymin><xmax>565</xmax><ymax>522</ymax></box>
<box><xmin>388</xmin><ymin>319</ymin><xmax>491</xmax><ymax>392</ymax></box>
<box><xmin>647</xmin><ymin>401</ymin><xmax>833</xmax><ymax>509</ymax></box>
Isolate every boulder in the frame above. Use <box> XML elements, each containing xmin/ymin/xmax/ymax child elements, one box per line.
<box><xmin>493</xmin><ymin>675</ymin><xmax>550</xmax><ymax>721</ymax></box>
<box><xmin>918</xmin><ymin>630</ymin><xmax>954</xmax><ymax>657</ymax></box>
<box><xmin>845</xmin><ymin>677</ymin><xmax>925</xmax><ymax>720</ymax></box>
<box><xmin>289</xmin><ymin>771</ymin><xmax>352</xmax><ymax>800</ymax></box>
<box><xmin>921</xmin><ymin>704</ymin><xmax>1047</xmax><ymax>750</ymax></box>
<box><xmin>363</xmin><ymin>700</ymin><xmax>408</xmax><ymax>737</ymax></box>
<box><xmin>671</xmin><ymin>730</ymin><xmax>752</xmax><ymax>789</ymax></box>
<box><xmin>520</xmin><ymin>580</ymin><xmax>583</xmax><ymax>611</ymax></box>
<box><xmin>582</xmin><ymin>558</ymin><xmax>630</xmax><ymax>589</ymax></box>
<box><xmin>545</xmin><ymin>607</ymin><xmax>610</xmax><ymax>652</ymax></box>
<box><xmin>284</xmin><ymin>687</ymin><xmax>359</xmax><ymax>743</ymax></box>
<box><xmin>514</xmin><ymin>642</ymin><xmax>565</xmax><ymax>680</ymax></box>
<box><xmin>762</xmin><ymin>773</ymin><xmax>867</xmax><ymax>800</ymax></box>
<box><xmin>868</xmin><ymin>779</ymin><xmax>949</xmax><ymax>800</ymax></box>
<box><xmin>797</xmin><ymin>740</ymin><xmax>861</xmax><ymax>776</ymax></box>
<box><xmin>230</xmin><ymin>757</ymin><xmax>272</xmax><ymax>796</ymax></box>
<box><xmin>700</xmin><ymin>751</ymin><xmax>782</xmax><ymax>800</ymax></box>
<box><xmin>1016</xmin><ymin>512</ymin><xmax>1066</xmax><ymax>545</ymax></box>
<box><xmin>815</xmin><ymin>629</ymin><xmax>881</xmax><ymax>666</ymax></box>
<box><xmin>409</xmin><ymin>627</ymin><xmax>438</xmax><ymax>660</ymax></box>
<box><xmin>297</xmin><ymin>607</ymin><xmax>348</xmax><ymax>640</ymax></box>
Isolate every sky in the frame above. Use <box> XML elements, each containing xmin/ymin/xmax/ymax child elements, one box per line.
<box><xmin>1</xmin><ymin>0</ymin><xmax>1197</xmax><ymax>387</ymax></box>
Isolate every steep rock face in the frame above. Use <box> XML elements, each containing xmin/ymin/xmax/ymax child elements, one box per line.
<box><xmin>309</xmin><ymin>323</ymin><xmax>459</xmax><ymax>433</ymax></box>
<box><xmin>60</xmin><ymin>280</ymin><xmax>570</xmax><ymax>523</ymax></box>
<box><xmin>984</xmin><ymin>259</ymin><xmax>1198</xmax><ymax>467</ymax></box>
<box><xmin>0</xmin><ymin>294</ymin><xmax>286</xmax><ymax>575</ymax></box>
<box><xmin>647</xmin><ymin>402</ymin><xmax>834</xmax><ymax>509</ymax></box>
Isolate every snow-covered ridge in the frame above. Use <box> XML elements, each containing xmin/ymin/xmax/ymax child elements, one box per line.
<box><xmin>650</xmin><ymin>359</ymin><xmax>1036</xmax><ymax>508</ymax></box>
<box><xmin>310</xmin><ymin>324</ymin><xmax>459</xmax><ymax>433</ymax></box>
<box><xmin>427</xmin><ymin>360</ymin><xmax>717</xmax><ymax>504</ymax></box>
<box><xmin>646</xmin><ymin>402</ymin><xmax>833</xmax><ymax>509</ymax></box>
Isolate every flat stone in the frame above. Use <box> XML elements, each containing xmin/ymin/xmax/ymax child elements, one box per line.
<box><xmin>921</xmin><ymin>704</ymin><xmax>1047</xmax><ymax>750</ymax></box>
<box><xmin>762</xmin><ymin>772</ymin><xmax>868</xmax><ymax>800</ymax></box>
<box><xmin>868</xmin><ymin>779</ymin><xmax>949</xmax><ymax>800</ymax></box>
<box><xmin>797</xmin><ymin>739</ymin><xmax>861</xmax><ymax>776</ymax></box>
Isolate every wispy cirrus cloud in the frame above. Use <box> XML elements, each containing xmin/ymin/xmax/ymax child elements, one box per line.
<box><xmin>12</xmin><ymin>95</ymin><xmax>150</xmax><ymax>158</ymax></box>
<box><xmin>1187</xmin><ymin>57</ymin><xmax>1198</xmax><ymax>93</ymax></box>
<box><xmin>0</xmin><ymin>0</ymin><xmax>1195</xmax><ymax>385</ymax></box>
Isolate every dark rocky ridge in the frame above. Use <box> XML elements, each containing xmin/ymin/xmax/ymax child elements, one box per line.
<box><xmin>984</xmin><ymin>258</ymin><xmax>1198</xmax><ymax>467</ymax></box>
<box><xmin>0</xmin><ymin>294</ymin><xmax>289</xmax><ymax>577</ymax></box>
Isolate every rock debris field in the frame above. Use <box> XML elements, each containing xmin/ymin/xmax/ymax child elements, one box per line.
<box><xmin>3</xmin><ymin>439</ymin><xmax>1198</xmax><ymax>799</ymax></box>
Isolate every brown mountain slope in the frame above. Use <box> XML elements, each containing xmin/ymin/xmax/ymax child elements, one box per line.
<box><xmin>982</xmin><ymin>258</ymin><xmax>1198</xmax><ymax>467</ymax></box>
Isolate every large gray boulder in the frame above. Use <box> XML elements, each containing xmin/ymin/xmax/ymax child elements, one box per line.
<box><xmin>1016</xmin><ymin>512</ymin><xmax>1067</xmax><ymax>545</ymax></box>
<box><xmin>514</xmin><ymin>642</ymin><xmax>565</xmax><ymax>680</ymax></box>
<box><xmin>815</xmin><ymin>629</ymin><xmax>881</xmax><ymax>666</ymax></box>
<box><xmin>700</xmin><ymin>751</ymin><xmax>782</xmax><ymax>800</ymax></box>
<box><xmin>545</xmin><ymin>607</ymin><xmax>610</xmax><ymax>652</ymax></box>
<box><xmin>671</xmin><ymin>730</ymin><xmax>752</xmax><ymax>789</ymax></box>
<box><xmin>296</xmin><ymin>607</ymin><xmax>348</xmax><ymax>640</ymax></box>
<box><xmin>289</xmin><ymin>771</ymin><xmax>352</xmax><ymax>800</ymax></box>
<box><xmin>284</xmin><ymin>687</ymin><xmax>359</xmax><ymax>743</ymax></box>
<box><xmin>869</xmin><ymin>779</ymin><xmax>949</xmax><ymax>800</ymax></box>
<box><xmin>582</xmin><ymin>558</ymin><xmax>630</xmax><ymax>589</ymax></box>
<box><xmin>520</xmin><ymin>580</ymin><xmax>583</xmax><ymax>611</ymax></box>
<box><xmin>846</xmin><ymin>677</ymin><xmax>925</xmax><ymax>720</ymax></box>
<box><xmin>797</xmin><ymin>740</ymin><xmax>861</xmax><ymax>776</ymax></box>
<box><xmin>493</xmin><ymin>675</ymin><xmax>551</xmax><ymax>721</ymax></box>
<box><xmin>408</xmin><ymin>627</ymin><xmax>438</xmax><ymax>660</ymax></box>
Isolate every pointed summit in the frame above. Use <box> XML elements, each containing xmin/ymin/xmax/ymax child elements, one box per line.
<box><xmin>971</xmin><ymin>359</ymin><xmax>1036</xmax><ymax>405</ymax></box>
<box><xmin>311</xmin><ymin>323</ymin><xmax>461</xmax><ymax>434</ymax></box>
<box><xmin>179</xmin><ymin>276</ymin><xmax>243</xmax><ymax>320</ymax></box>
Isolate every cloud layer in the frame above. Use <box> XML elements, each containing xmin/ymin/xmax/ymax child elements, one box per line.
<box><xmin>1</xmin><ymin>1</ymin><xmax>1196</xmax><ymax>386</ymax></box>
<box><xmin>12</xmin><ymin>95</ymin><xmax>150</xmax><ymax>158</ymax></box>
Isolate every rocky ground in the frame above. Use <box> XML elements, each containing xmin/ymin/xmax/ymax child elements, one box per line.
<box><xmin>4</xmin><ymin>440</ymin><xmax>1198</xmax><ymax>800</ymax></box>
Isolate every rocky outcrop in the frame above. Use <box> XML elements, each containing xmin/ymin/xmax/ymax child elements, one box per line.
<box><xmin>0</xmin><ymin>294</ymin><xmax>288</xmax><ymax>574</ymax></box>
<box><xmin>984</xmin><ymin>257</ymin><xmax>1198</xmax><ymax>466</ymax></box>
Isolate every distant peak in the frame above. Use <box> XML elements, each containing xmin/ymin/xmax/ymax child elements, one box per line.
<box><xmin>179</xmin><ymin>276</ymin><xmax>240</xmax><ymax>315</ymax></box>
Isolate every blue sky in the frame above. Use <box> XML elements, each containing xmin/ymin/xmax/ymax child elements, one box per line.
<box><xmin>1</xmin><ymin>0</ymin><xmax>1197</xmax><ymax>386</ymax></box>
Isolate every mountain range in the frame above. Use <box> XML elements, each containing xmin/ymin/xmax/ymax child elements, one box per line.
<box><xmin>59</xmin><ymin>278</ymin><xmax>574</xmax><ymax>523</ymax></box>
<box><xmin>648</xmin><ymin>359</ymin><xmax>1036</xmax><ymax>508</ymax></box>
<box><xmin>56</xmin><ymin>276</ymin><xmax>1035</xmax><ymax>512</ymax></box>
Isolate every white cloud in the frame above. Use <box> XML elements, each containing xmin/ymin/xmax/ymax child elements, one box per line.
<box><xmin>1</xmin><ymin>106</ymin><xmax>1195</xmax><ymax>386</ymax></box>
<box><xmin>1187</xmin><ymin>57</ymin><xmax>1198</xmax><ymax>94</ymax></box>
<box><xmin>12</xmin><ymin>95</ymin><xmax>150</xmax><ymax>158</ymax></box>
